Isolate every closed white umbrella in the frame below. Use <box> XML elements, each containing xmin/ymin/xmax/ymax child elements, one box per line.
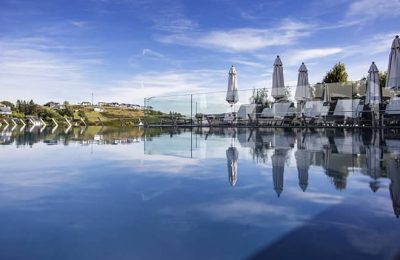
<box><xmin>226</xmin><ymin>146</ymin><xmax>238</xmax><ymax>187</ymax></box>
<box><xmin>226</xmin><ymin>65</ymin><xmax>239</xmax><ymax>107</ymax></box>
<box><xmin>271</xmin><ymin>56</ymin><xmax>286</xmax><ymax>100</ymax></box>
<box><xmin>366</xmin><ymin>62</ymin><xmax>381</xmax><ymax>123</ymax></box>
<box><xmin>366</xmin><ymin>62</ymin><xmax>381</xmax><ymax>106</ymax></box>
<box><xmin>295</xmin><ymin>62</ymin><xmax>310</xmax><ymax>101</ymax></box>
<box><xmin>386</xmin><ymin>35</ymin><xmax>400</xmax><ymax>90</ymax></box>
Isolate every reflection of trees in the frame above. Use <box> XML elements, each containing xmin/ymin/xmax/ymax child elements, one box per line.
<box><xmin>1</xmin><ymin>126</ymin><xmax>146</xmax><ymax>146</ymax></box>
<box><xmin>326</xmin><ymin>170</ymin><xmax>348</xmax><ymax>190</ymax></box>
<box><xmin>249</xmin><ymin>129</ymin><xmax>295</xmax><ymax>164</ymax></box>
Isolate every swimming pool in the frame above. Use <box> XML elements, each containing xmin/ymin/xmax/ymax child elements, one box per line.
<box><xmin>0</xmin><ymin>126</ymin><xmax>399</xmax><ymax>259</ymax></box>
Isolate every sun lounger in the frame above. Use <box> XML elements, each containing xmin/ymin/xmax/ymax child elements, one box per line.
<box><xmin>301</xmin><ymin>100</ymin><xmax>324</xmax><ymax>126</ymax></box>
<box><xmin>205</xmin><ymin>113</ymin><xmax>226</xmax><ymax>126</ymax></box>
<box><xmin>384</xmin><ymin>97</ymin><xmax>400</xmax><ymax>126</ymax></box>
<box><xmin>325</xmin><ymin>99</ymin><xmax>363</xmax><ymax>126</ymax></box>
<box><xmin>259</xmin><ymin>102</ymin><xmax>295</xmax><ymax>126</ymax></box>
<box><xmin>223</xmin><ymin>112</ymin><xmax>236</xmax><ymax>125</ymax></box>
<box><xmin>236</xmin><ymin>104</ymin><xmax>257</xmax><ymax>125</ymax></box>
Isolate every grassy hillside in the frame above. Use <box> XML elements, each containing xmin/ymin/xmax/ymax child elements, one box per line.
<box><xmin>79</xmin><ymin>107</ymin><xmax>144</xmax><ymax>126</ymax></box>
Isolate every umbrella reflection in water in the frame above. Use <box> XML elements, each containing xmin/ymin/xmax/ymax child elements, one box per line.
<box><xmin>226</xmin><ymin>129</ymin><xmax>238</xmax><ymax>187</ymax></box>
<box><xmin>295</xmin><ymin>149</ymin><xmax>310</xmax><ymax>192</ymax></box>
<box><xmin>272</xmin><ymin>149</ymin><xmax>286</xmax><ymax>197</ymax></box>
<box><xmin>365</xmin><ymin>131</ymin><xmax>383</xmax><ymax>192</ymax></box>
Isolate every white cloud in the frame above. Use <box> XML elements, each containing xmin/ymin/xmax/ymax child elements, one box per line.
<box><xmin>0</xmin><ymin>37</ymin><xmax>100</xmax><ymax>103</ymax></box>
<box><xmin>231</xmin><ymin>59</ymin><xmax>266</xmax><ymax>69</ymax></box>
<box><xmin>150</xmin><ymin>1</ymin><xmax>198</xmax><ymax>33</ymax></box>
<box><xmin>98</xmin><ymin>69</ymin><xmax>225</xmax><ymax>105</ymax></box>
<box><xmin>142</xmin><ymin>48</ymin><xmax>164</xmax><ymax>59</ymax></box>
<box><xmin>154</xmin><ymin>17</ymin><xmax>198</xmax><ymax>33</ymax></box>
<box><xmin>158</xmin><ymin>19</ymin><xmax>313</xmax><ymax>52</ymax></box>
<box><xmin>346</xmin><ymin>0</ymin><xmax>400</xmax><ymax>21</ymax></box>
<box><xmin>285</xmin><ymin>48</ymin><xmax>344</xmax><ymax>66</ymax></box>
<box><xmin>69</xmin><ymin>20</ymin><xmax>89</xmax><ymax>29</ymax></box>
<box><xmin>192</xmin><ymin>199</ymin><xmax>303</xmax><ymax>228</ymax></box>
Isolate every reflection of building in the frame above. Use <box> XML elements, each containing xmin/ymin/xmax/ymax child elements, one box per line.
<box><xmin>272</xmin><ymin>149</ymin><xmax>287</xmax><ymax>197</ymax></box>
<box><xmin>295</xmin><ymin>150</ymin><xmax>310</xmax><ymax>192</ymax></box>
<box><xmin>226</xmin><ymin>146</ymin><xmax>238</xmax><ymax>186</ymax></box>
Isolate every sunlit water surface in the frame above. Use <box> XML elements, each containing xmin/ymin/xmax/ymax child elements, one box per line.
<box><xmin>0</xmin><ymin>126</ymin><xmax>399</xmax><ymax>260</ymax></box>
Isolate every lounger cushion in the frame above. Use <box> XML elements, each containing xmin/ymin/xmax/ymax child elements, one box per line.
<box><xmin>302</xmin><ymin>101</ymin><xmax>324</xmax><ymax>118</ymax></box>
<box><xmin>385</xmin><ymin>97</ymin><xmax>400</xmax><ymax>115</ymax></box>
<box><xmin>334</xmin><ymin>99</ymin><xmax>362</xmax><ymax>118</ymax></box>
<box><xmin>260</xmin><ymin>102</ymin><xmax>295</xmax><ymax>118</ymax></box>
<box><xmin>223</xmin><ymin>112</ymin><xmax>236</xmax><ymax>123</ymax></box>
<box><xmin>237</xmin><ymin>104</ymin><xmax>256</xmax><ymax>120</ymax></box>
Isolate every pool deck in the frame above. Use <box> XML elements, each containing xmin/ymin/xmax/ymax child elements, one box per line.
<box><xmin>144</xmin><ymin>123</ymin><xmax>400</xmax><ymax>129</ymax></box>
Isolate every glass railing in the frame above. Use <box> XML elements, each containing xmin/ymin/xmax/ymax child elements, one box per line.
<box><xmin>143</xmin><ymin>81</ymin><xmax>400</xmax><ymax>127</ymax></box>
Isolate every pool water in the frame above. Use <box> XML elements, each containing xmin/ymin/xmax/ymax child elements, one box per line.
<box><xmin>0</xmin><ymin>126</ymin><xmax>399</xmax><ymax>260</ymax></box>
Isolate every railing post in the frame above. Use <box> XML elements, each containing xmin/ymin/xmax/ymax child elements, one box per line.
<box><xmin>143</xmin><ymin>98</ymin><xmax>146</xmax><ymax>124</ymax></box>
<box><xmin>190</xmin><ymin>94</ymin><xmax>193</xmax><ymax>126</ymax></box>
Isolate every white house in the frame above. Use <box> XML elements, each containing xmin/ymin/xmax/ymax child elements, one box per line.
<box><xmin>97</xmin><ymin>102</ymin><xmax>108</xmax><ymax>107</ymax></box>
<box><xmin>80</xmin><ymin>101</ymin><xmax>92</xmax><ymax>107</ymax></box>
<box><xmin>0</xmin><ymin>104</ymin><xmax>12</xmax><ymax>116</ymax></box>
<box><xmin>44</xmin><ymin>102</ymin><xmax>66</xmax><ymax>110</ymax></box>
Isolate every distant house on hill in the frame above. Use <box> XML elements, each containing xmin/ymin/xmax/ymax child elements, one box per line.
<box><xmin>130</xmin><ymin>104</ymin><xmax>141</xmax><ymax>110</ymax></box>
<box><xmin>119</xmin><ymin>103</ymin><xmax>141</xmax><ymax>109</ymax></box>
<box><xmin>97</xmin><ymin>102</ymin><xmax>108</xmax><ymax>107</ymax></box>
<box><xmin>44</xmin><ymin>101</ymin><xmax>65</xmax><ymax>110</ymax></box>
<box><xmin>109</xmin><ymin>102</ymin><xmax>120</xmax><ymax>107</ymax></box>
<box><xmin>80</xmin><ymin>101</ymin><xmax>92</xmax><ymax>107</ymax></box>
<box><xmin>96</xmin><ymin>102</ymin><xmax>140</xmax><ymax>109</ymax></box>
<box><xmin>0</xmin><ymin>104</ymin><xmax>12</xmax><ymax>116</ymax></box>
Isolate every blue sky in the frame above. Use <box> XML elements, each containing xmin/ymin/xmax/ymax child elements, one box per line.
<box><xmin>0</xmin><ymin>0</ymin><xmax>399</xmax><ymax>104</ymax></box>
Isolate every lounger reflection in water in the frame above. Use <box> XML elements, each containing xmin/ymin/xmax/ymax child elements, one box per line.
<box><xmin>236</xmin><ymin>104</ymin><xmax>256</xmax><ymax>125</ymax></box>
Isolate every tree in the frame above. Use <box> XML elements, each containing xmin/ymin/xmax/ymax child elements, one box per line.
<box><xmin>323</xmin><ymin>62</ymin><xmax>348</xmax><ymax>83</ymax></box>
<box><xmin>58</xmin><ymin>106</ymin><xmax>74</xmax><ymax>117</ymax></box>
<box><xmin>37</xmin><ymin>106</ymin><xmax>63</xmax><ymax>122</ymax></box>
<box><xmin>379</xmin><ymin>71</ymin><xmax>387</xmax><ymax>88</ymax></box>
<box><xmin>78</xmin><ymin>110</ymin><xmax>85</xmax><ymax>118</ymax></box>
<box><xmin>249</xmin><ymin>88</ymin><xmax>269</xmax><ymax>106</ymax></box>
<box><xmin>0</xmin><ymin>101</ymin><xmax>15</xmax><ymax>110</ymax></box>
